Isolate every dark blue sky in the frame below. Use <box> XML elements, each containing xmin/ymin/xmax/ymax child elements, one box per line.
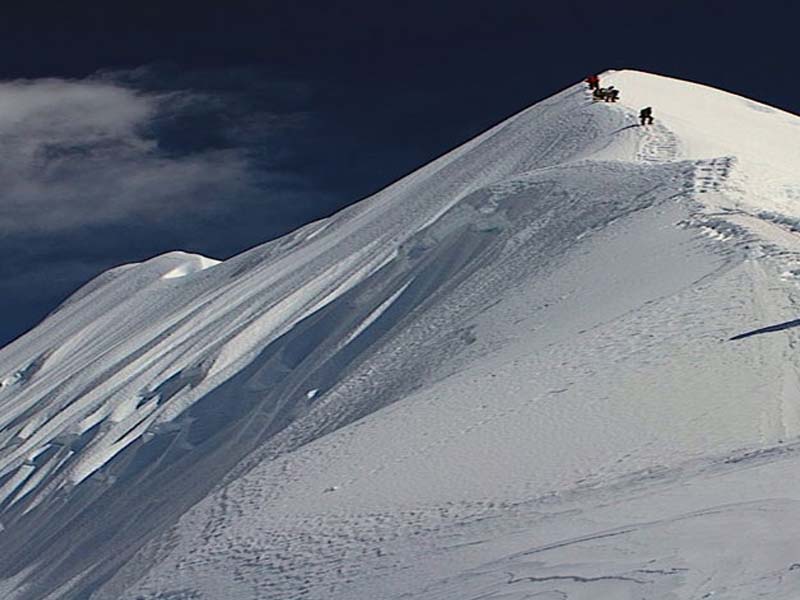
<box><xmin>0</xmin><ymin>1</ymin><xmax>796</xmax><ymax>346</ymax></box>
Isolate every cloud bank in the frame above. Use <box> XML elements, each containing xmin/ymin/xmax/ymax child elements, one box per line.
<box><xmin>0</xmin><ymin>75</ymin><xmax>260</xmax><ymax>233</ymax></box>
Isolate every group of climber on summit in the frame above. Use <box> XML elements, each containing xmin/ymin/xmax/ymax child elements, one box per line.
<box><xmin>586</xmin><ymin>74</ymin><xmax>619</xmax><ymax>103</ymax></box>
<box><xmin>585</xmin><ymin>74</ymin><xmax>654</xmax><ymax>126</ymax></box>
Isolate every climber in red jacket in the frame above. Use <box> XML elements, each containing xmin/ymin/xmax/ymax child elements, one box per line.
<box><xmin>586</xmin><ymin>74</ymin><xmax>600</xmax><ymax>90</ymax></box>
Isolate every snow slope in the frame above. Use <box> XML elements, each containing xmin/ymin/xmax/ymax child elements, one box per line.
<box><xmin>2</xmin><ymin>69</ymin><xmax>800</xmax><ymax>599</ymax></box>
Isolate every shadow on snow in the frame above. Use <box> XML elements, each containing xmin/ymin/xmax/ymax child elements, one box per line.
<box><xmin>729</xmin><ymin>318</ymin><xmax>800</xmax><ymax>341</ymax></box>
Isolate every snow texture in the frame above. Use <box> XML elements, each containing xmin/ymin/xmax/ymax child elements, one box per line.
<box><xmin>1</xmin><ymin>70</ymin><xmax>800</xmax><ymax>599</ymax></box>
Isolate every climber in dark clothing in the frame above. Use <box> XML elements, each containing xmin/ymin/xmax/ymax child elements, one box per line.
<box><xmin>639</xmin><ymin>107</ymin><xmax>654</xmax><ymax>125</ymax></box>
<box><xmin>607</xmin><ymin>86</ymin><xmax>620</xmax><ymax>102</ymax></box>
<box><xmin>594</xmin><ymin>87</ymin><xmax>607</xmax><ymax>101</ymax></box>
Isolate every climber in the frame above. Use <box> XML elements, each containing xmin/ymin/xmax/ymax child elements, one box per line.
<box><xmin>585</xmin><ymin>74</ymin><xmax>600</xmax><ymax>90</ymax></box>
<box><xmin>639</xmin><ymin>107</ymin><xmax>654</xmax><ymax>125</ymax></box>
<box><xmin>605</xmin><ymin>86</ymin><xmax>619</xmax><ymax>102</ymax></box>
<box><xmin>593</xmin><ymin>87</ymin><xmax>607</xmax><ymax>101</ymax></box>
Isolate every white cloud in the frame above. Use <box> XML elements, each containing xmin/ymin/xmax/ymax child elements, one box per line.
<box><xmin>0</xmin><ymin>76</ymin><xmax>253</xmax><ymax>233</ymax></box>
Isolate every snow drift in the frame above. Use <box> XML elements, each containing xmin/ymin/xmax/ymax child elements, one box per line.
<box><xmin>2</xmin><ymin>69</ymin><xmax>800</xmax><ymax>599</ymax></box>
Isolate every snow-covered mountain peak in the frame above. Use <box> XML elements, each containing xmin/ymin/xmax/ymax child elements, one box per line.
<box><xmin>607</xmin><ymin>69</ymin><xmax>800</xmax><ymax>215</ymax></box>
<box><xmin>607</xmin><ymin>69</ymin><xmax>800</xmax><ymax>160</ymax></box>
<box><xmin>3</xmin><ymin>71</ymin><xmax>800</xmax><ymax>599</ymax></box>
<box><xmin>151</xmin><ymin>250</ymin><xmax>221</xmax><ymax>280</ymax></box>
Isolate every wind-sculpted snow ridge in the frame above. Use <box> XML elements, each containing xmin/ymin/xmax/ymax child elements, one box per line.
<box><xmin>2</xmin><ymin>70</ymin><xmax>800</xmax><ymax>599</ymax></box>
